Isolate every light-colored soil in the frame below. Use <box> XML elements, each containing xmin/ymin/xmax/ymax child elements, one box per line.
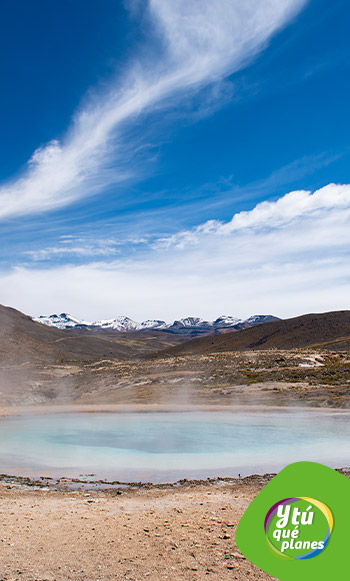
<box><xmin>1</xmin><ymin>349</ymin><xmax>349</xmax><ymax>409</ymax></box>
<box><xmin>0</xmin><ymin>480</ymin><xmax>276</xmax><ymax>581</ymax></box>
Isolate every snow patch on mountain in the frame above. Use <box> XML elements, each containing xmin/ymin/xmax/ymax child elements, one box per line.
<box><xmin>35</xmin><ymin>313</ymin><xmax>93</xmax><ymax>329</ymax></box>
<box><xmin>93</xmin><ymin>316</ymin><xmax>140</xmax><ymax>332</ymax></box>
<box><xmin>139</xmin><ymin>320</ymin><xmax>167</xmax><ymax>330</ymax></box>
<box><xmin>244</xmin><ymin>314</ymin><xmax>280</xmax><ymax>326</ymax></box>
<box><xmin>214</xmin><ymin>315</ymin><xmax>242</xmax><ymax>326</ymax></box>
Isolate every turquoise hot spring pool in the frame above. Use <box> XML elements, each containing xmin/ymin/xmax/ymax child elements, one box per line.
<box><xmin>0</xmin><ymin>411</ymin><xmax>349</xmax><ymax>483</ymax></box>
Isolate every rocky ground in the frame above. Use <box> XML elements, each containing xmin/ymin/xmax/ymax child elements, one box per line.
<box><xmin>0</xmin><ymin>476</ymin><xmax>277</xmax><ymax>581</ymax></box>
<box><xmin>1</xmin><ymin>349</ymin><xmax>349</xmax><ymax>409</ymax></box>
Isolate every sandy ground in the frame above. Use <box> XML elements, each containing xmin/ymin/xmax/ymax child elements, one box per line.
<box><xmin>2</xmin><ymin>402</ymin><xmax>349</xmax><ymax>417</ymax></box>
<box><xmin>0</xmin><ymin>479</ymin><xmax>277</xmax><ymax>581</ymax></box>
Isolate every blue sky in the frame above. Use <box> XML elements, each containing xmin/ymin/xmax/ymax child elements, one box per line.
<box><xmin>1</xmin><ymin>0</ymin><xmax>350</xmax><ymax>321</ymax></box>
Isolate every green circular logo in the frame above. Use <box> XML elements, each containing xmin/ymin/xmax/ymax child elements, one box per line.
<box><xmin>265</xmin><ymin>497</ymin><xmax>333</xmax><ymax>560</ymax></box>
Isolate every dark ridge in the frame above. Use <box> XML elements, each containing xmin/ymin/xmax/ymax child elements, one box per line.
<box><xmin>150</xmin><ymin>310</ymin><xmax>350</xmax><ymax>357</ymax></box>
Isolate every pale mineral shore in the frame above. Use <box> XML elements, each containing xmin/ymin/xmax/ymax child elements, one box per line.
<box><xmin>1</xmin><ymin>402</ymin><xmax>349</xmax><ymax>417</ymax></box>
<box><xmin>1</xmin><ymin>404</ymin><xmax>345</xmax><ymax>581</ymax></box>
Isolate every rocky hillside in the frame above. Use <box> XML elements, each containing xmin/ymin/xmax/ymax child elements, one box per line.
<box><xmin>152</xmin><ymin>311</ymin><xmax>350</xmax><ymax>357</ymax></box>
<box><xmin>0</xmin><ymin>304</ymin><xmax>185</xmax><ymax>366</ymax></box>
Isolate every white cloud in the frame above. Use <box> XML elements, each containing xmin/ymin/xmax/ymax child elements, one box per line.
<box><xmin>0</xmin><ymin>0</ymin><xmax>306</xmax><ymax>220</ymax></box>
<box><xmin>155</xmin><ymin>183</ymin><xmax>350</xmax><ymax>247</ymax></box>
<box><xmin>2</xmin><ymin>184</ymin><xmax>350</xmax><ymax>320</ymax></box>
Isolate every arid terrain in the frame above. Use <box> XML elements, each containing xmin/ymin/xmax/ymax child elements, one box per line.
<box><xmin>0</xmin><ymin>475</ymin><xmax>278</xmax><ymax>581</ymax></box>
<box><xmin>1</xmin><ymin>349</ymin><xmax>350</xmax><ymax>409</ymax></box>
<box><xmin>1</xmin><ymin>305</ymin><xmax>350</xmax><ymax>580</ymax></box>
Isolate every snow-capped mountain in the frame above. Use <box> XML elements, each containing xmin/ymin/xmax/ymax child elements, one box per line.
<box><xmin>213</xmin><ymin>315</ymin><xmax>242</xmax><ymax>327</ymax></box>
<box><xmin>35</xmin><ymin>313</ymin><xmax>93</xmax><ymax>329</ymax></box>
<box><xmin>35</xmin><ymin>314</ymin><xmax>143</xmax><ymax>332</ymax></box>
<box><xmin>170</xmin><ymin>317</ymin><xmax>213</xmax><ymax>329</ymax></box>
<box><xmin>244</xmin><ymin>314</ymin><xmax>276</xmax><ymax>326</ymax></box>
<box><xmin>139</xmin><ymin>320</ymin><xmax>168</xmax><ymax>330</ymax></box>
<box><xmin>34</xmin><ymin>313</ymin><xmax>280</xmax><ymax>337</ymax></box>
<box><xmin>94</xmin><ymin>316</ymin><xmax>140</xmax><ymax>332</ymax></box>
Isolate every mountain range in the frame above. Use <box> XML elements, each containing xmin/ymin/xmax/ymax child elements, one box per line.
<box><xmin>34</xmin><ymin>313</ymin><xmax>280</xmax><ymax>337</ymax></box>
<box><xmin>0</xmin><ymin>304</ymin><xmax>186</xmax><ymax>366</ymax></box>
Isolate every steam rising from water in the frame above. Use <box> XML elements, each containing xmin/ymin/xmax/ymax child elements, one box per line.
<box><xmin>0</xmin><ymin>410</ymin><xmax>349</xmax><ymax>483</ymax></box>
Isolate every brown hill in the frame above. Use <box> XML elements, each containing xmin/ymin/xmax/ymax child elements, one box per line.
<box><xmin>152</xmin><ymin>310</ymin><xmax>350</xmax><ymax>357</ymax></box>
<box><xmin>0</xmin><ymin>304</ymin><xmax>185</xmax><ymax>366</ymax></box>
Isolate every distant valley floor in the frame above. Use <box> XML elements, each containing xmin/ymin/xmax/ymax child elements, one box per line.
<box><xmin>1</xmin><ymin>349</ymin><xmax>350</xmax><ymax>409</ymax></box>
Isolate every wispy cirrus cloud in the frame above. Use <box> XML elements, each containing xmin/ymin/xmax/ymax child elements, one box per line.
<box><xmin>2</xmin><ymin>183</ymin><xmax>350</xmax><ymax>320</ymax></box>
<box><xmin>23</xmin><ymin>240</ymin><xmax>120</xmax><ymax>261</ymax></box>
<box><xmin>23</xmin><ymin>234</ymin><xmax>149</xmax><ymax>262</ymax></box>
<box><xmin>0</xmin><ymin>0</ymin><xmax>306</xmax><ymax>220</ymax></box>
